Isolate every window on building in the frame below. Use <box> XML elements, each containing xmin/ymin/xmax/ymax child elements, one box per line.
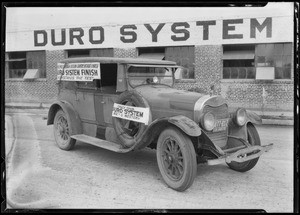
<box><xmin>138</xmin><ymin>46</ymin><xmax>195</xmax><ymax>79</ymax></box>
<box><xmin>223</xmin><ymin>43</ymin><xmax>292</xmax><ymax>80</ymax></box>
<box><xmin>90</xmin><ymin>48</ymin><xmax>114</xmax><ymax>57</ymax></box>
<box><xmin>223</xmin><ymin>45</ymin><xmax>256</xmax><ymax>79</ymax></box>
<box><xmin>6</xmin><ymin>51</ymin><xmax>46</xmax><ymax>79</ymax></box>
<box><xmin>256</xmin><ymin>43</ymin><xmax>292</xmax><ymax>79</ymax></box>
<box><xmin>67</xmin><ymin>48</ymin><xmax>114</xmax><ymax>58</ymax></box>
<box><xmin>67</xmin><ymin>49</ymin><xmax>90</xmax><ymax>58</ymax></box>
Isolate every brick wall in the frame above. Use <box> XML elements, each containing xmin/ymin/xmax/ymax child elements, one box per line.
<box><xmin>5</xmin><ymin>46</ymin><xmax>294</xmax><ymax>112</ymax></box>
<box><xmin>220</xmin><ymin>81</ymin><xmax>294</xmax><ymax>111</ymax></box>
<box><xmin>174</xmin><ymin>45</ymin><xmax>223</xmax><ymax>94</ymax></box>
<box><xmin>5</xmin><ymin>50</ymin><xmax>65</xmax><ymax>103</ymax></box>
<box><xmin>114</xmin><ymin>48</ymin><xmax>138</xmax><ymax>58</ymax></box>
<box><xmin>174</xmin><ymin>45</ymin><xmax>294</xmax><ymax>112</ymax></box>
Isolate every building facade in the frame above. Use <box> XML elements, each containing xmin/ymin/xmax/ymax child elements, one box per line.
<box><xmin>5</xmin><ymin>13</ymin><xmax>294</xmax><ymax>112</ymax></box>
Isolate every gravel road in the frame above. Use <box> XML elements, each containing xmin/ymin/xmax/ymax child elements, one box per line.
<box><xmin>5</xmin><ymin>110</ymin><xmax>294</xmax><ymax>212</ymax></box>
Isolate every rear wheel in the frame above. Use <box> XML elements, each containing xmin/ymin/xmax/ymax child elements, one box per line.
<box><xmin>156</xmin><ymin>127</ymin><xmax>197</xmax><ymax>191</ymax></box>
<box><xmin>226</xmin><ymin>124</ymin><xmax>261</xmax><ymax>172</ymax></box>
<box><xmin>53</xmin><ymin>109</ymin><xmax>76</xmax><ymax>150</ymax></box>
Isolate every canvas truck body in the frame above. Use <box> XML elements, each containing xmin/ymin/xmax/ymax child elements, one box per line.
<box><xmin>47</xmin><ymin>57</ymin><xmax>273</xmax><ymax>191</ymax></box>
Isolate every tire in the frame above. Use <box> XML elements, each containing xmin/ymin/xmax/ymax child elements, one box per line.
<box><xmin>53</xmin><ymin>109</ymin><xmax>76</xmax><ymax>150</ymax></box>
<box><xmin>112</xmin><ymin>90</ymin><xmax>151</xmax><ymax>148</ymax></box>
<box><xmin>227</xmin><ymin>123</ymin><xmax>261</xmax><ymax>172</ymax></box>
<box><xmin>156</xmin><ymin>127</ymin><xmax>197</xmax><ymax>191</ymax></box>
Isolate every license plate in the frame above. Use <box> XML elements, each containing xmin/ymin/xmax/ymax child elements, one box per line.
<box><xmin>213</xmin><ymin>119</ymin><xmax>229</xmax><ymax>132</ymax></box>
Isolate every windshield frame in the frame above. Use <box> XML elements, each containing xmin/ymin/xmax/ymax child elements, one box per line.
<box><xmin>126</xmin><ymin>64</ymin><xmax>178</xmax><ymax>89</ymax></box>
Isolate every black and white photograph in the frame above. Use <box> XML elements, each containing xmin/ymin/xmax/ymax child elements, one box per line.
<box><xmin>2</xmin><ymin>2</ymin><xmax>297</xmax><ymax>212</ymax></box>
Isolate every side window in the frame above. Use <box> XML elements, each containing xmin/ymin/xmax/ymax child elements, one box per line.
<box><xmin>99</xmin><ymin>63</ymin><xmax>118</xmax><ymax>93</ymax></box>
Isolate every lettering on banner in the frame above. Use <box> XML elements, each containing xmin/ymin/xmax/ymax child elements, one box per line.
<box><xmin>112</xmin><ymin>103</ymin><xmax>150</xmax><ymax>125</ymax></box>
<box><xmin>57</xmin><ymin>62</ymin><xmax>101</xmax><ymax>81</ymax></box>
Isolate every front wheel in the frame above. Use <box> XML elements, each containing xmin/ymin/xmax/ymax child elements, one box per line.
<box><xmin>226</xmin><ymin>123</ymin><xmax>261</xmax><ymax>172</ymax></box>
<box><xmin>156</xmin><ymin>127</ymin><xmax>197</xmax><ymax>192</ymax></box>
<box><xmin>53</xmin><ymin>109</ymin><xmax>76</xmax><ymax>150</ymax></box>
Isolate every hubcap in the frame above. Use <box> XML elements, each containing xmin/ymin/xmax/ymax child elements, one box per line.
<box><xmin>162</xmin><ymin>137</ymin><xmax>184</xmax><ymax>180</ymax></box>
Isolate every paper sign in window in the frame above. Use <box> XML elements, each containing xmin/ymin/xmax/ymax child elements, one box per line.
<box><xmin>112</xmin><ymin>103</ymin><xmax>150</xmax><ymax>125</ymax></box>
<box><xmin>57</xmin><ymin>62</ymin><xmax>101</xmax><ymax>81</ymax></box>
<box><xmin>256</xmin><ymin>67</ymin><xmax>275</xmax><ymax>80</ymax></box>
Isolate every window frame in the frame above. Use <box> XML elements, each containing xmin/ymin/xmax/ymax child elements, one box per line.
<box><xmin>5</xmin><ymin>51</ymin><xmax>46</xmax><ymax>80</ymax></box>
<box><xmin>137</xmin><ymin>46</ymin><xmax>195</xmax><ymax>80</ymax></box>
<box><xmin>222</xmin><ymin>43</ymin><xmax>292</xmax><ymax>80</ymax></box>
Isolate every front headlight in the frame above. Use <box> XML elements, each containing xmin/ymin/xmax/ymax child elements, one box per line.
<box><xmin>201</xmin><ymin>112</ymin><xmax>215</xmax><ymax>131</ymax></box>
<box><xmin>235</xmin><ymin>108</ymin><xmax>247</xmax><ymax>126</ymax></box>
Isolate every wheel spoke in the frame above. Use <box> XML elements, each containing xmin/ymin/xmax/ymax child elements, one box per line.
<box><xmin>123</xmin><ymin>120</ymin><xmax>130</xmax><ymax>129</ymax></box>
<box><xmin>164</xmin><ymin>149</ymin><xmax>170</xmax><ymax>155</ymax></box>
<box><xmin>175</xmin><ymin>144</ymin><xmax>181</xmax><ymax>153</ymax></box>
<box><xmin>177</xmin><ymin>160</ymin><xmax>184</xmax><ymax>167</ymax></box>
<box><xmin>176</xmin><ymin>164</ymin><xmax>183</xmax><ymax>176</ymax></box>
<box><xmin>174</xmin><ymin>165</ymin><xmax>181</xmax><ymax>178</ymax></box>
<box><xmin>170</xmin><ymin>140</ymin><xmax>175</xmax><ymax>152</ymax></box>
<box><xmin>166</xmin><ymin>141</ymin><xmax>172</xmax><ymax>152</ymax></box>
<box><xmin>171</xmin><ymin>165</ymin><xmax>176</xmax><ymax>176</ymax></box>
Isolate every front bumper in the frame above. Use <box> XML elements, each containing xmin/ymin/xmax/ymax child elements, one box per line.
<box><xmin>206</xmin><ymin>143</ymin><xmax>273</xmax><ymax>166</ymax></box>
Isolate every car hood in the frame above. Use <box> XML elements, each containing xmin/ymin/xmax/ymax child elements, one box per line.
<box><xmin>135</xmin><ymin>85</ymin><xmax>206</xmax><ymax>119</ymax></box>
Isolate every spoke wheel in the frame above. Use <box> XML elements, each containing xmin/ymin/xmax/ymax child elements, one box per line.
<box><xmin>226</xmin><ymin>123</ymin><xmax>261</xmax><ymax>172</ymax></box>
<box><xmin>162</xmin><ymin>137</ymin><xmax>184</xmax><ymax>181</ymax></box>
<box><xmin>157</xmin><ymin>127</ymin><xmax>197</xmax><ymax>191</ymax></box>
<box><xmin>53</xmin><ymin>110</ymin><xmax>76</xmax><ymax>150</ymax></box>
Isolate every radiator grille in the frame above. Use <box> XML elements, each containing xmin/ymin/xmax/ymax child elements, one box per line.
<box><xmin>202</xmin><ymin>104</ymin><xmax>229</xmax><ymax>148</ymax></box>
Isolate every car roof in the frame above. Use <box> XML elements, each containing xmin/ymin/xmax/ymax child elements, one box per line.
<box><xmin>59</xmin><ymin>57</ymin><xmax>177</xmax><ymax>65</ymax></box>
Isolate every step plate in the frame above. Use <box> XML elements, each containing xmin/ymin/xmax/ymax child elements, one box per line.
<box><xmin>71</xmin><ymin>134</ymin><xmax>131</xmax><ymax>153</ymax></box>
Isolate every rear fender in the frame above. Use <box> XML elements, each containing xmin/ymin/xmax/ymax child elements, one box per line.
<box><xmin>47</xmin><ymin>101</ymin><xmax>82</xmax><ymax>136</ymax></box>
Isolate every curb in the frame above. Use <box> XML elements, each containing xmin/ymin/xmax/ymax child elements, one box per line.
<box><xmin>5</xmin><ymin>103</ymin><xmax>51</xmax><ymax>109</ymax></box>
<box><xmin>262</xmin><ymin>119</ymin><xmax>294</xmax><ymax>126</ymax></box>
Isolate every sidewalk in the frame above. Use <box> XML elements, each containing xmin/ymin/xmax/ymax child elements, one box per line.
<box><xmin>5</xmin><ymin>102</ymin><xmax>294</xmax><ymax>126</ymax></box>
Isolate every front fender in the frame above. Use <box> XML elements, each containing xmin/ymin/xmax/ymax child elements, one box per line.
<box><xmin>168</xmin><ymin>115</ymin><xmax>201</xmax><ymax>137</ymax></box>
<box><xmin>134</xmin><ymin>115</ymin><xmax>201</xmax><ymax>150</ymax></box>
<box><xmin>47</xmin><ymin>101</ymin><xmax>82</xmax><ymax>136</ymax></box>
<box><xmin>247</xmin><ymin>110</ymin><xmax>262</xmax><ymax>125</ymax></box>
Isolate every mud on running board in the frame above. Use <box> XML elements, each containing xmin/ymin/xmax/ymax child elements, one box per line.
<box><xmin>71</xmin><ymin>134</ymin><xmax>131</xmax><ymax>153</ymax></box>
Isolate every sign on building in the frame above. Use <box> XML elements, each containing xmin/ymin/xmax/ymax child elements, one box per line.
<box><xmin>6</xmin><ymin>16</ymin><xmax>293</xmax><ymax>51</ymax></box>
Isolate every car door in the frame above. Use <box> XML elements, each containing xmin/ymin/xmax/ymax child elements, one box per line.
<box><xmin>94</xmin><ymin>63</ymin><xmax>125</xmax><ymax>127</ymax></box>
<box><xmin>73</xmin><ymin>81</ymin><xmax>98</xmax><ymax>136</ymax></box>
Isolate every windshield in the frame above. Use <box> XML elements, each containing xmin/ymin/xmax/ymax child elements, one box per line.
<box><xmin>128</xmin><ymin>66</ymin><xmax>174</xmax><ymax>88</ymax></box>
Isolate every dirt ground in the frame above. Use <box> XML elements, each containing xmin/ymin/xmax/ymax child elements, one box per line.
<box><xmin>4</xmin><ymin>110</ymin><xmax>294</xmax><ymax>212</ymax></box>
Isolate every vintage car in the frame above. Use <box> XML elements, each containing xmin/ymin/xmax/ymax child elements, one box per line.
<box><xmin>47</xmin><ymin>57</ymin><xmax>273</xmax><ymax>191</ymax></box>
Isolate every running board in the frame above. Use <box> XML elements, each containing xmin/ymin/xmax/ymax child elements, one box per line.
<box><xmin>71</xmin><ymin>134</ymin><xmax>132</xmax><ymax>153</ymax></box>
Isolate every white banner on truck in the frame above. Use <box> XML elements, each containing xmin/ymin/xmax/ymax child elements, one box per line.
<box><xmin>112</xmin><ymin>103</ymin><xmax>150</xmax><ymax>125</ymax></box>
<box><xmin>57</xmin><ymin>62</ymin><xmax>101</xmax><ymax>81</ymax></box>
